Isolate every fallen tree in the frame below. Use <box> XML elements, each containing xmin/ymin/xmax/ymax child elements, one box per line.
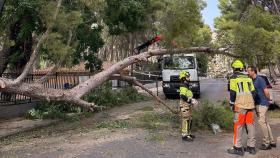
<box><xmin>0</xmin><ymin>46</ymin><xmax>234</xmax><ymax>113</ymax></box>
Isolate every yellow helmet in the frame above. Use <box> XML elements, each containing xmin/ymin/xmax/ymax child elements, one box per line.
<box><xmin>179</xmin><ymin>70</ymin><xmax>190</xmax><ymax>80</ymax></box>
<box><xmin>231</xmin><ymin>60</ymin><xmax>244</xmax><ymax>69</ymax></box>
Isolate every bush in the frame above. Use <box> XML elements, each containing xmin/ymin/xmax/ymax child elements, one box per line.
<box><xmin>83</xmin><ymin>84</ymin><xmax>148</xmax><ymax>108</ymax></box>
<box><xmin>26</xmin><ymin>102</ymin><xmax>82</xmax><ymax>120</ymax></box>
<box><xmin>192</xmin><ymin>101</ymin><xmax>233</xmax><ymax>130</ymax></box>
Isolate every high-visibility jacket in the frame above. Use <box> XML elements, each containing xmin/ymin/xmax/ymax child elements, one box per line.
<box><xmin>229</xmin><ymin>72</ymin><xmax>255</xmax><ymax>109</ymax></box>
<box><xmin>180</xmin><ymin>85</ymin><xmax>193</xmax><ymax>102</ymax></box>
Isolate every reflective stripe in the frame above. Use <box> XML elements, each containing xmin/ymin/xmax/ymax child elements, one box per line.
<box><xmin>230</xmin><ymin>101</ymin><xmax>235</xmax><ymax>104</ymax></box>
<box><xmin>230</xmin><ymin>75</ymin><xmax>255</xmax><ymax>93</ymax></box>
<box><xmin>237</xmin><ymin>82</ymin><xmax>243</xmax><ymax>93</ymax></box>
<box><xmin>247</xmin><ymin>82</ymin><xmax>252</xmax><ymax>91</ymax></box>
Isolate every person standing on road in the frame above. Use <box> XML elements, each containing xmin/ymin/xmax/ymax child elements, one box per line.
<box><xmin>227</xmin><ymin>60</ymin><xmax>257</xmax><ymax>156</ymax></box>
<box><xmin>179</xmin><ymin>70</ymin><xmax>197</xmax><ymax>141</ymax></box>
<box><xmin>247</xmin><ymin>66</ymin><xmax>277</xmax><ymax>150</ymax></box>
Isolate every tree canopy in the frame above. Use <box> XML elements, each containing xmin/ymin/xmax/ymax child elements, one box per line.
<box><xmin>215</xmin><ymin>0</ymin><xmax>280</xmax><ymax>69</ymax></box>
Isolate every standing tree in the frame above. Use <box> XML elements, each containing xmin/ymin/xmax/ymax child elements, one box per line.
<box><xmin>215</xmin><ymin>0</ymin><xmax>280</xmax><ymax>71</ymax></box>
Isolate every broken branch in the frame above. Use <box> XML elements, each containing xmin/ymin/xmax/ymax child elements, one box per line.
<box><xmin>111</xmin><ymin>74</ymin><xmax>178</xmax><ymax>114</ymax></box>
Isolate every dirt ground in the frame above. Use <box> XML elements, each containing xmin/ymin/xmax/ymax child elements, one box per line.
<box><xmin>0</xmin><ymin>100</ymin><xmax>280</xmax><ymax>158</ymax></box>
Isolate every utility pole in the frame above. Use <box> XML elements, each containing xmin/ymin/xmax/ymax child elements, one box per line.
<box><xmin>0</xmin><ymin>0</ymin><xmax>6</xmax><ymax>15</ymax></box>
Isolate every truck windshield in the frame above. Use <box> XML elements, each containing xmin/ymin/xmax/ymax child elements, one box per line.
<box><xmin>163</xmin><ymin>56</ymin><xmax>195</xmax><ymax>69</ymax></box>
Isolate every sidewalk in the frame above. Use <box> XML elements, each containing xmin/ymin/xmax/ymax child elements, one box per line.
<box><xmin>0</xmin><ymin>117</ymin><xmax>59</xmax><ymax>139</ymax></box>
<box><xmin>0</xmin><ymin>83</ymin><xmax>158</xmax><ymax>139</ymax></box>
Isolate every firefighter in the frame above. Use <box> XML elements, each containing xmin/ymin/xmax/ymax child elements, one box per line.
<box><xmin>179</xmin><ymin>70</ymin><xmax>197</xmax><ymax>141</ymax></box>
<box><xmin>227</xmin><ymin>60</ymin><xmax>257</xmax><ymax>156</ymax></box>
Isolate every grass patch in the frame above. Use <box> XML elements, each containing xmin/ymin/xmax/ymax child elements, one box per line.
<box><xmin>94</xmin><ymin>120</ymin><xmax>131</xmax><ymax>129</ymax></box>
<box><xmin>268</xmin><ymin>109</ymin><xmax>280</xmax><ymax>118</ymax></box>
<box><xmin>139</xmin><ymin>106</ymin><xmax>154</xmax><ymax>111</ymax></box>
<box><xmin>135</xmin><ymin>111</ymin><xmax>180</xmax><ymax>130</ymax></box>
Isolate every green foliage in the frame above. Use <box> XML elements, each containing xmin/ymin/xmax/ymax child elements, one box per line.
<box><xmin>84</xmin><ymin>84</ymin><xmax>148</xmax><ymax>108</ymax></box>
<box><xmin>268</xmin><ymin>109</ymin><xmax>280</xmax><ymax>118</ymax></box>
<box><xmin>192</xmin><ymin>101</ymin><xmax>233</xmax><ymax>130</ymax></box>
<box><xmin>0</xmin><ymin>0</ymin><xmax>44</xmax><ymax>30</ymax></box>
<box><xmin>41</xmin><ymin>1</ymin><xmax>104</xmax><ymax>72</ymax></box>
<box><xmin>0</xmin><ymin>0</ymin><xmax>45</xmax><ymax>71</ymax></box>
<box><xmin>94</xmin><ymin>120</ymin><xmax>131</xmax><ymax>129</ymax></box>
<box><xmin>197</xmin><ymin>54</ymin><xmax>209</xmax><ymax>74</ymax></box>
<box><xmin>195</xmin><ymin>25</ymin><xmax>212</xmax><ymax>73</ymax></box>
<box><xmin>136</xmin><ymin>112</ymin><xmax>179</xmax><ymax>130</ymax></box>
<box><xmin>74</xmin><ymin>20</ymin><xmax>104</xmax><ymax>72</ymax></box>
<box><xmin>26</xmin><ymin>102</ymin><xmax>82</xmax><ymax>120</ymax></box>
<box><xmin>0</xmin><ymin>0</ymin><xmax>211</xmax><ymax>73</ymax></box>
<box><xmin>104</xmin><ymin>0</ymin><xmax>151</xmax><ymax>35</ymax></box>
<box><xmin>215</xmin><ymin>1</ymin><xmax>280</xmax><ymax>68</ymax></box>
<box><xmin>0</xmin><ymin>0</ymin><xmax>104</xmax><ymax>73</ymax></box>
<box><xmin>157</xmin><ymin>0</ymin><xmax>205</xmax><ymax>46</ymax></box>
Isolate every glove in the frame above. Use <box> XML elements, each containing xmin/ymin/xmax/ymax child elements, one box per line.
<box><xmin>191</xmin><ymin>99</ymin><xmax>198</xmax><ymax>105</ymax></box>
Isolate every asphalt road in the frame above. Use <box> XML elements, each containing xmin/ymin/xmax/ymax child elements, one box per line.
<box><xmin>141</xmin><ymin>78</ymin><xmax>229</xmax><ymax>102</ymax></box>
<box><xmin>199</xmin><ymin>78</ymin><xmax>229</xmax><ymax>102</ymax></box>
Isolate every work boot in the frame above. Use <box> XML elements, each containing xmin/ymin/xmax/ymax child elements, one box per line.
<box><xmin>270</xmin><ymin>143</ymin><xmax>277</xmax><ymax>148</ymax></box>
<box><xmin>227</xmin><ymin>146</ymin><xmax>244</xmax><ymax>156</ymax></box>
<box><xmin>259</xmin><ymin>144</ymin><xmax>271</xmax><ymax>150</ymax></box>
<box><xmin>182</xmin><ymin>135</ymin><xmax>193</xmax><ymax>142</ymax></box>
<box><xmin>245</xmin><ymin>146</ymin><xmax>256</xmax><ymax>155</ymax></box>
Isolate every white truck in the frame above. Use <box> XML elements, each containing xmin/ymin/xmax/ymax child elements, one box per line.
<box><xmin>161</xmin><ymin>53</ymin><xmax>200</xmax><ymax>98</ymax></box>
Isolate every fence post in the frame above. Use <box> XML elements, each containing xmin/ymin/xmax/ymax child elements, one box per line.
<box><xmin>30</xmin><ymin>74</ymin><xmax>34</xmax><ymax>102</ymax></box>
<box><xmin>55</xmin><ymin>72</ymin><xmax>58</xmax><ymax>89</ymax></box>
<box><xmin>156</xmin><ymin>77</ymin><xmax>158</xmax><ymax>96</ymax></box>
<box><xmin>14</xmin><ymin>94</ymin><xmax>17</xmax><ymax>104</ymax></box>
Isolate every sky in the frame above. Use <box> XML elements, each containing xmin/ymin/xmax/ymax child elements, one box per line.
<box><xmin>202</xmin><ymin>0</ymin><xmax>221</xmax><ymax>30</ymax></box>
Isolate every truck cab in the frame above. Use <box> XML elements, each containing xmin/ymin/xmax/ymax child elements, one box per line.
<box><xmin>161</xmin><ymin>53</ymin><xmax>200</xmax><ymax>98</ymax></box>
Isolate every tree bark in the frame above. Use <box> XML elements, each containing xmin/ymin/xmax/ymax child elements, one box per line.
<box><xmin>272</xmin><ymin>0</ymin><xmax>280</xmax><ymax>14</ymax></box>
<box><xmin>68</xmin><ymin>47</ymin><xmax>234</xmax><ymax>98</ymax></box>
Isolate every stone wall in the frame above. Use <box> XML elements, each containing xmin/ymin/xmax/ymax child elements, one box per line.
<box><xmin>207</xmin><ymin>55</ymin><xmax>232</xmax><ymax>78</ymax></box>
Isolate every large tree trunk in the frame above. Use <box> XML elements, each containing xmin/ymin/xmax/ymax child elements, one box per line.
<box><xmin>272</xmin><ymin>0</ymin><xmax>280</xmax><ymax>14</ymax></box>
<box><xmin>0</xmin><ymin>47</ymin><xmax>233</xmax><ymax>112</ymax></box>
